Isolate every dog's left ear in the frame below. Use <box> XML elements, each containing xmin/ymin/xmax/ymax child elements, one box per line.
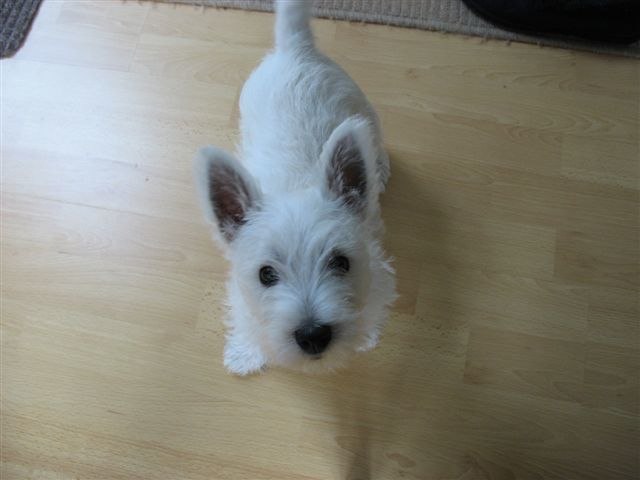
<box><xmin>322</xmin><ymin>116</ymin><xmax>376</xmax><ymax>215</ymax></box>
<box><xmin>194</xmin><ymin>146</ymin><xmax>262</xmax><ymax>243</ymax></box>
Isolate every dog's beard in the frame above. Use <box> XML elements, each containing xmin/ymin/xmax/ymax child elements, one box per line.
<box><xmin>240</xmin><ymin>276</ymin><xmax>364</xmax><ymax>372</ymax></box>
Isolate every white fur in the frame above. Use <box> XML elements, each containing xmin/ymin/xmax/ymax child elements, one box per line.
<box><xmin>195</xmin><ymin>0</ymin><xmax>396</xmax><ymax>375</ymax></box>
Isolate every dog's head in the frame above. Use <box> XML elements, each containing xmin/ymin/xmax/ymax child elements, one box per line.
<box><xmin>195</xmin><ymin>118</ymin><xmax>390</xmax><ymax>372</ymax></box>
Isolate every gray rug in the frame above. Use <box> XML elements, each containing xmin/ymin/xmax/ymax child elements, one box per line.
<box><xmin>159</xmin><ymin>0</ymin><xmax>640</xmax><ymax>58</ymax></box>
<box><xmin>1</xmin><ymin>0</ymin><xmax>43</xmax><ymax>58</ymax></box>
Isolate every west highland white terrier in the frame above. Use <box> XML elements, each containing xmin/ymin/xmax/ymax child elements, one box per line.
<box><xmin>195</xmin><ymin>0</ymin><xmax>396</xmax><ymax>375</ymax></box>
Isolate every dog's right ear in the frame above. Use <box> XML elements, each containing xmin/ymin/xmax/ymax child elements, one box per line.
<box><xmin>194</xmin><ymin>146</ymin><xmax>261</xmax><ymax>243</ymax></box>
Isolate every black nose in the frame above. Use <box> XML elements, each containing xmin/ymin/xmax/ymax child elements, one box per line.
<box><xmin>294</xmin><ymin>324</ymin><xmax>332</xmax><ymax>355</ymax></box>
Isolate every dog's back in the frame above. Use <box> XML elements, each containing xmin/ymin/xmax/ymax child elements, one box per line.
<box><xmin>238</xmin><ymin>0</ymin><xmax>388</xmax><ymax>195</ymax></box>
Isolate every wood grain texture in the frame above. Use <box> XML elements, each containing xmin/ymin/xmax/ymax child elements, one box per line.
<box><xmin>2</xmin><ymin>1</ymin><xmax>639</xmax><ymax>479</ymax></box>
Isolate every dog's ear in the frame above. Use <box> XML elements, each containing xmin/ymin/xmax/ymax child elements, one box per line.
<box><xmin>322</xmin><ymin>117</ymin><xmax>375</xmax><ymax>215</ymax></box>
<box><xmin>194</xmin><ymin>146</ymin><xmax>261</xmax><ymax>243</ymax></box>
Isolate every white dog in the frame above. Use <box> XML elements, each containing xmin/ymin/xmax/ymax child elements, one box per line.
<box><xmin>195</xmin><ymin>0</ymin><xmax>396</xmax><ymax>375</ymax></box>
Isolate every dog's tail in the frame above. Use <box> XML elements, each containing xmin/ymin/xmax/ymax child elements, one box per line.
<box><xmin>275</xmin><ymin>0</ymin><xmax>314</xmax><ymax>52</ymax></box>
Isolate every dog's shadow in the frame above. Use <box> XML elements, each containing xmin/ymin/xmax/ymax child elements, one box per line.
<box><xmin>325</xmin><ymin>153</ymin><xmax>460</xmax><ymax>479</ymax></box>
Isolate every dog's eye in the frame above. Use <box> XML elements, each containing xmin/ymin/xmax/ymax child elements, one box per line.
<box><xmin>259</xmin><ymin>266</ymin><xmax>279</xmax><ymax>286</ymax></box>
<box><xmin>328</xmin><ymin>255</ymin><xmax>350</xmax><ymax>274</ymax></box>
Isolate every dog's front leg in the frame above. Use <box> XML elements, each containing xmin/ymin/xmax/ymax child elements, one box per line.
<box><xmin>223</xmin><ymin>326</ymin><xmax>267</xmax><ymax>375</ymax></box>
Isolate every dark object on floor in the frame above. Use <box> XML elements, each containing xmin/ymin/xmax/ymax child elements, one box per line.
<box><xmin>1</xmin><ymin>0</ymin><xmax>43</xmax><ymax>58</ymax></box>
<box><xmin>461</xmin><ymin>0</ymin><xmax>640</xmax><ymax>44</ymax></box>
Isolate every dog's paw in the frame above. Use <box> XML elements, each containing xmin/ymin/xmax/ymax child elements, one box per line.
<box><xmin>356</xmin><ymin>330</ymin><xmax>380</xmax><ymax>352</ymax></box>
<box><xmin>223</xmin><ymin>336</ymin><xmax>267</xmax><ymax>376</ymax></box>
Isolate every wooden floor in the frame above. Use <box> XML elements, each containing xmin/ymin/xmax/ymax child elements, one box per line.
<box><xmin>2</xmin><ymin>1</ymin><xmax>639</xmax><ymax>478</ymax></box>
